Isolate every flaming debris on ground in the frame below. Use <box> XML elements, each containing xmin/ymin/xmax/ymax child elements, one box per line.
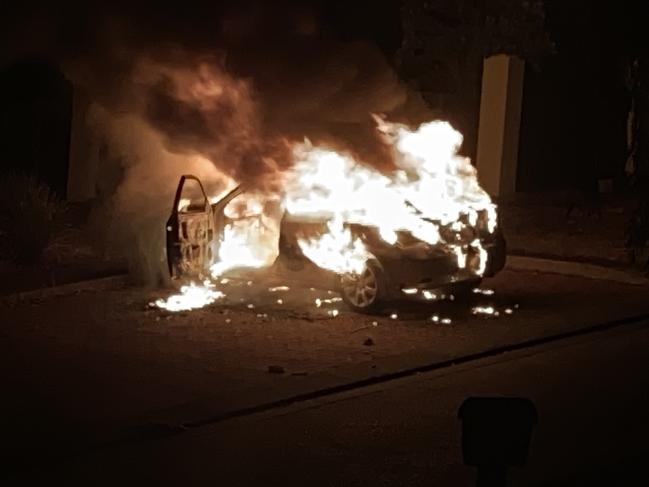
<box><xmin>430</xmin><ymin>314</ymin><xmax>453</xmax><ymax>324</ymax></box>
<box><xmin>471</xmin><ymin>304</ymin><xmax>518</xmax><ymax>317</ymax></box>
<box><xmin>153</xmin><ymin>281</ymin><xmax>224</xmax><ymax>312</ymax></box>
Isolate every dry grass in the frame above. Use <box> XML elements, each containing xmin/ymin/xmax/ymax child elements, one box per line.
<box><xmin>0</xmin><ymin>173</ymin><xmax>66</xmax><ymax>264</ymax></box>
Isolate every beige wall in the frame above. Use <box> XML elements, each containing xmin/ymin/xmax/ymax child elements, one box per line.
<box><xmin>476</xmin><ymin>55</ymin><xmax>525</xmax><ymax>198</ymax></box>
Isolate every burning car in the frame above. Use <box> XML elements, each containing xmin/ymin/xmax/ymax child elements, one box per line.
<box><xmin>165</xmin><ymin>120</ymin><xmax>506</xmax><ymax>312</ymax></box>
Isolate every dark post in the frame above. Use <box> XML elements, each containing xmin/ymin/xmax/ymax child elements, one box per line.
<box><xmin>458</xmin><ymin>397</ymin><xmax>537</xmax><ymax>487</ymax></box>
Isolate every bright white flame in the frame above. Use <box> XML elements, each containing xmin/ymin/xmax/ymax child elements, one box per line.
<box><xmin>471</xmin><ymin>239</ymin><xmax>488</xmax><ymax>276</ymax></box>
<box><xmin>154</xmin><ymin>281</ymin><xmax>224</xmax><ymax>312</ymax></box>
<box><xmin>268</xmin><ymin>286</ymin><xmax>290</xmax><ymax>292</ymax></box>
<box><xmin>282</xmin><ymin>119</ymin><xmax>497</xmax><ymax>276</ymax></box>
<box><xmin>296</xmin><ymin>217</ymin><xmax>370</xmax><ymax>275</ymax></box>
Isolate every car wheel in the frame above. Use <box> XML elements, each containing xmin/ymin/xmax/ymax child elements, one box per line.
<box><xmin>339</xmin><ymin>259</ymin><xmax>387</xmax><ymax>313</ymax></box>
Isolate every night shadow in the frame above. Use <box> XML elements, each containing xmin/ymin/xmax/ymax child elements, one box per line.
<box><xmin>459</xmin><ymin>397</ymin><xmax>538</xmax><ymax>487</ymax></box>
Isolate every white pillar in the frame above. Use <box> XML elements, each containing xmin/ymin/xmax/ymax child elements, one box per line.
<box><xmin>67</xmin><ymin>87</ymin><xmax>98</xmax><ymax>202</ymax></box>
<box><xmin>476</xmin><ymin>55</ymin><xmax>525</xmax><ymax>198</ymax></box>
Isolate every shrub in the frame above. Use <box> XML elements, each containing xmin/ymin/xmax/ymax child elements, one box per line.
<box><xmin>0</xmin><ymin>173</ymin><xmax>66</xmax><ymax>264</ymax></box>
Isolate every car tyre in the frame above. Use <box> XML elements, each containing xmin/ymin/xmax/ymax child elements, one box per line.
<box><xmin>339</xmin><ymin>258</ymin><xmax>387</xmax><ymax>313</ymax></box>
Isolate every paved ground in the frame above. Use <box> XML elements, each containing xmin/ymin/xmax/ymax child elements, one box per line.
<box><xmin>18</xmin><ymin>317</ymin><xmax>649</xmax><ymax>486</ymax></box>
<box><xmin>2</xmin><ymin>265</ymin><xmax>648</xmax><ymax>482</ymax></box>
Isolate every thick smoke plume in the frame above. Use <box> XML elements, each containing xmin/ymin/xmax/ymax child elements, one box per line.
<box><xmin>2</xmin><ymin>1</ymin><xmax>431</xmax><ymax>283</ymax></box>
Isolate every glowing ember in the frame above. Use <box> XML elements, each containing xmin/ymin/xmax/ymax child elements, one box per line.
<box><xmin>430</xmin><ymin>314</ymin><xmax>452</xmax><ymax>324</ymax></box>
<box><xmin>472</xmin><ymin>306</ymin><xmax>497</xmax><ymax>316</ymax></box>
<box><xmin>154</xmin><ymin>281</ymin><xmax>224</xmax><ymax>312</ymax></box>
<box><xmin>473</xmin><ymin>288</ymin><xmax>495</xmax><ymax>296</ymax></box>
<box><xmin>422</xmin><ymin>290</ymin><xmax>437</xmax><ymax>300</ymax></box>
<box><xmin>268</xmin><ymin>286</ymin><xmax>290</xmax><ymax>292</ymax></box>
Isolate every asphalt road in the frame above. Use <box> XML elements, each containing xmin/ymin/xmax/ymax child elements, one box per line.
<box><xmin>2</xmin><ymin>267</ymin><xmax>648</xmax><ymax>483</ymax></box>
<box><xmin>14</xmin><ymin>313</ymin><xmax>649</xmax><ymax>486</ymax></box>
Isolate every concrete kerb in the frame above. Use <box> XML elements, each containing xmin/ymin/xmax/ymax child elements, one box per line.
<box><xmin>1</xmin><ymin>255</ymin><xmax>645</xmax><ymax>307</ymax></box>
<box><xmin>0</xmin><ymin>274</ymin><xmax>130</xmax><ymax>306</ymax></box>
<box><xmin>506</xmin><ymin>255</ymin><xmax>649</xmax><ymax>286</ymax></box>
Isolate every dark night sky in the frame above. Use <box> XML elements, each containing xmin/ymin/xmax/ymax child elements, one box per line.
<box><xmin>1</xmin><ymin>0</ymin><xmax>403</xmax><ymax>65</ymax></box>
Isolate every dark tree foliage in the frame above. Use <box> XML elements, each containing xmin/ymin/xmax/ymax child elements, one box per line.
<box><xmin>397</xmin><ymin>0</ymin><xmax>552</xmax><ymax>157</ymax></box>
<box><xmin>398</xmin><ymin>0</ymin><xmax>552</xmax><ymax>86</ymax></box>
<box><xmin>400</xmin><ymin>0</ymin><xmax>552</xmax><ymax>63</ymax></box>
<box><xmin>625</xmin><ymin>57</ymin><xmax>649</xmax><ymax>269</ymax></box>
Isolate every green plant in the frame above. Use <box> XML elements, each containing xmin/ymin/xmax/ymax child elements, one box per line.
<box><xmin>0</xmin><ymin>173</ymin><xmax>66</xmax><ymax>264</ymax></box>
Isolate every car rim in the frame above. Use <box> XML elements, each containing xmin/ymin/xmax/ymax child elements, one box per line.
<box><xmin>341</xmin><ymin>266</ymin><xmax>378</xmax><ymax>308</ymax></box>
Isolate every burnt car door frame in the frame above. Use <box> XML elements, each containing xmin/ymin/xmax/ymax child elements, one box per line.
<box><xmin>166</xmin><ymin>175</ymin><xmax>215</xmax><ymax>279</ymax></box>
<box><xmin>166</xmin><ymin>175</ymin><xmax>244</xmax><ymax>279</ymax></box>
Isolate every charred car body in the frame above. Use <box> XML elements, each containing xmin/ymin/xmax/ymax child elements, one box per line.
<box><xmin>166</xmin><ymin>175</ymin><xmax>506</xmax><ymax>312</ymax></box>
